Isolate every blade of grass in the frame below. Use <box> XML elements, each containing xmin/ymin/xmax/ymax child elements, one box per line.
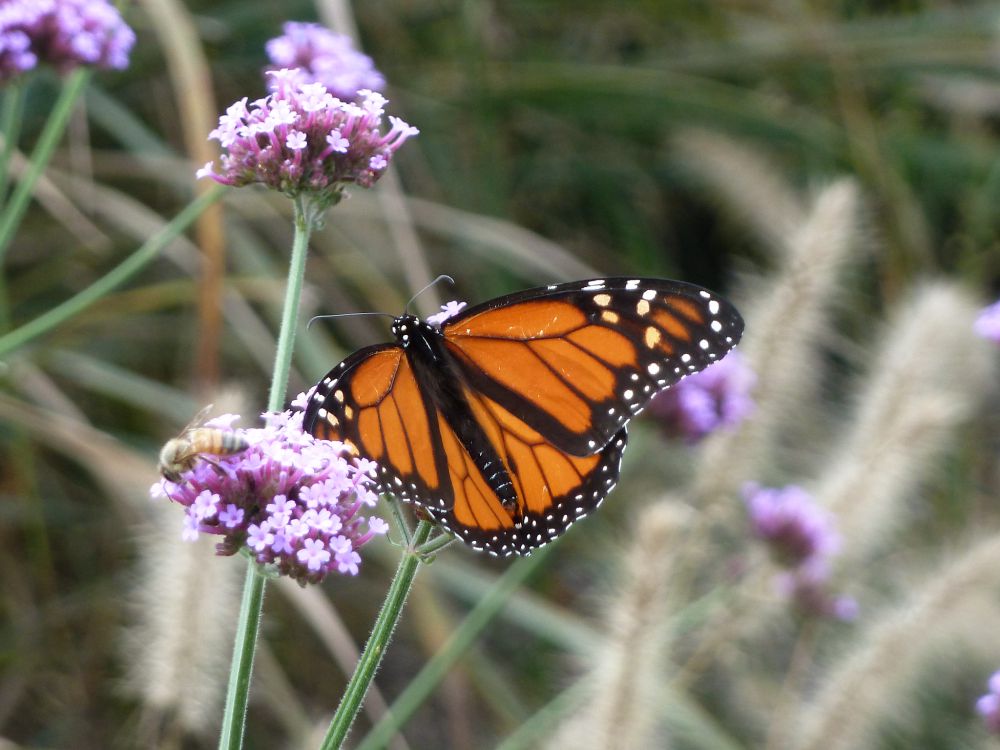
<box><xmin>0</xmin><ymin>185</ymin><xmax>225</xmax><ymax>358</ymax></box>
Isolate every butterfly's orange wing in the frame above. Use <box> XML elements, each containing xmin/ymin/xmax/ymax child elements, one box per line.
<box><xmin>306</xmin><ymin>344</ymin><xmax>627</xmax><ymax>555</ymax></box>
<box><xmin>306</xmin><ymin>277</ymin><xmax>743</xmax><ymax>555</ymax></box>
<box><xmin>309</xmin><ymin>345</ymin><xmax>456</xmax><ymax>512</ymax></box>
<box><xmin>441</xmin><ymin>278</ymin><xmax>742</xmax><ymax>455</ymax></box>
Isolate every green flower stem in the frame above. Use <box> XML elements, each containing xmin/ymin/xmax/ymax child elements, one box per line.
<box><xmin>321</xmin><ymin>520</ymin><xmax>434</xmax><ymax>750</ymax></box>
<box><xmin>0</xmin><ymin>185</ymin><xmax>225</xmax><ymax>357</ymax></box>
<box><xmin>267</xmin><ymin>194</ymin><xmax>314</xmax><ymax>411</ymax></box>
<box><xmin>388</xmin><ymin>496</ymin><xmax>413</xmax><ymax>548</ymax></box>
<box><xmin>218</xmin><ymin>194</ymin><xmax>316</xmax><ymax>750</ymax></box>
<box><xmin>414</xmin><ymin>530</ymin><xmax>455</xmax><ymax>557</ymax></box>
<box><xmin>0</xmin><ymin>82</ymin><xmax>27</xmax><ymax>205</ymax></box>
<box><xmin>217</xmin><ymin>561</ymin><xmax>266</xmax><ymax>750</ymax></box>
<box><xmin>0</xmin><ymin>69</ymin><xmax>91</xmax><ymax>266</ymax></box>
<box><xmin>356</xmin><ymin>546</ymin><xmax>554</xmax><ymax>750</ymax></box>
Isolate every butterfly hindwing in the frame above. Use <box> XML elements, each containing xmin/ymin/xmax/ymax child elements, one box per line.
<box><xmin>426</xmin><ymin>385</ymin><xmax>627</xmax><ymax>555</ymax></box>
<box><xmin>440</xmin><ymin>277</ymin><xmax>743</xmax><ymax>455</ymax></box>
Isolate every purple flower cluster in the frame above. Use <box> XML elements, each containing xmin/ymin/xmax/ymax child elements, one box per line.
<box><xmin>197</xmin><ymin>69</ymin><xmax>418</xmax><ymax>208</ymax></box>
<box><xmin>744</xmin><ymin>484</ymin><xmax>839</xmax><ymax>566</ymax></box>
<box><xmin>265</xmin><ymin>22</ymin><xmax>385</xmax><ymax>102</ymax></box>
<box><xmin>150</xmin><ymin>400</ymin><xmax>388</xmax><ymax>585</ymax></box>
<box><xmin>974</xmin><ymin>299</ymin><xmax>1000</xmax><ymax>345</ymax></box>
<box><xmin>647</xmin><ymin>350</ymin><xmax>755</xmax><ymax>442</ymax></box>
<box><xmin>743</xmin><ymin>483</ymin><xmax>856</xmax><ymax>620</ymax></box>
<box><xmin>976</xmin><ymin>671</ymin><xmax>1000</xmax><ymax>734</ymax></box>
<box><xmin>0</xmin><ymin>0</ymin><xmax>134</xmax><ymax>83</ymax></box>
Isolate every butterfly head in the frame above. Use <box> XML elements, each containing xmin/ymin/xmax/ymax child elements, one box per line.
<box><xmin>391</xmin><ymin>313</ymin><xmax>441</xmax><ymax>350</ymax></box>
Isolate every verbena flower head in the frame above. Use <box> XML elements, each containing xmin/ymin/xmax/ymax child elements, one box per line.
<box><xmin>745</xmin><ymin>483</ymin><xmax>855</xmax><ymax>620</ymax></box>
<box><xmin>150</xmin><ymin>399</ymin><xmax>388</xmax><ymax>585</ymax></box>
<box><xmin>977</xmin><ymin>671</ymin><xmax>1000</xmax><ymax>733</ymax></box>
<box><xmin>197</xmin><ymin>70</ymin><xmax>418</xmax><ymax>210</ymax></box>
<box><xmin>974</xmin><ymin>299</ymin><xmax>1000</xmax><ymax>345</ymax></box>
<box><xmin>743</xmin><ymin>483</ymin><xmax>839</xmax><ymax>567</ymax></box>
<box><xmin>0</xmin><ymin>0</ymin><xmax>134</xmax><ymax>83</ymax></box>
<box><xmin>647</xmin><ymin>350</ymin><xmax>755</xmax><ymax>441</ymax></box>
<box><xmin>265</xmin><ymin>21</ymin><xmax>385</xmax><ymax>102</ymax></box>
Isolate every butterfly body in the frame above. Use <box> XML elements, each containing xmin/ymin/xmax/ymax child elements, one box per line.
<box><xmin>305</xmin><ymin>277</ymin><xmax>743</xmax><ymax>556</ymax></box>
<box><xmin>393</xmin><ymin>314</ymin><xmax>521</xmax><ymax>511</ymax></box>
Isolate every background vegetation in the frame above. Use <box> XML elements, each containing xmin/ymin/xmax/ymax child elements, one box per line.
<box><xmin>3</xmin><ymin>0</ymin><xmax>1000</xmax><ymax>748</ymax></box>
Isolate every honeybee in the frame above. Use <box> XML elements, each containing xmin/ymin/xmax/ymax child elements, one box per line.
<box><xmin>158</xmin><ymin>405</ymin><xmax>249</xmax><ymax>482</ymax></box>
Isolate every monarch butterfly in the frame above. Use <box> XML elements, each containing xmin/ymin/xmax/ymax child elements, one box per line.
<box><xmin>304</xmin><ymin>277</ymin><xmax>743</xmax><ymax>556</ymax></box>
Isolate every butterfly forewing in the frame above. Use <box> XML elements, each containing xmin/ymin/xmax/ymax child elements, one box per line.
<box><xmin>440</xmin><ymin>277</ymin><xmax>743</xmax><ymax>456</ymax></box>
<box><xmin>305</xmin><ymin>344</ymin><xmax>454</xmax><ymax>510</ymax></box>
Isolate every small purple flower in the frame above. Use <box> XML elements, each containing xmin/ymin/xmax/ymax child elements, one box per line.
<box><xmin>743</xmin><ymin>483</ymin><xmax>839</xmax><ymax>567</ymax></box>
<box><xmin>776</xmin><ymin>561</ymin><xmax>858</xmax><ymax>621</ymax></box>
<box><xmin>198</xmin><ymin>72</ymin><xmax>418</xmax><ymax>210</ymax></box>
<box><xmin>298</xmin><ymin>537</ymin><xmax>332</xmax><ymax>571</ymax></box>
<box><xmin>0</xmin><ymin>0</ymin><xmax>135</xmax><ymax>83</ymax></box>
<box><xmin>182</xmin><ymin>513</ymin><xmax>200</xmax><ymax>542</ymax></box>
<box><xmin>647</xmin><ymin>350</ymin><xmax>755</xmax><ymax>442</ymax></box>
<box><xmin>192</xmin><ymin>490</ymin><xmax>220</xmax><ymax>521</ymax></box>
<box><xmin>974</xmin><ymin>300</ymin><xmax>1000</xmax><ymax>345</ymax></box>
<box><xmin>247</xmin><ymin>522</ymin><xmax>274</xmax><ymax>552</ymax></box>
<box><xmin>151</xmin><ymin>396</ymin><xmax>388</xmax><ymax>585</ymax></box>
<box><xmin>427</xmin><ymin>300</ymin><xmax>467</xmax><ymax>327</ymax></box>
<box><xmin>978</xmin><ymin>671</ymin><xmax>1000</xmax><ymax>733</ymax></box>
<box><xmin>265</xmin><ymin>21</ymin><xmax>384</xmax><ymax>102</ymax></box>
<box><xmin>219</xmin><ymin>503</ymin><xmax>244</xmax><ymax>528</ymax></box>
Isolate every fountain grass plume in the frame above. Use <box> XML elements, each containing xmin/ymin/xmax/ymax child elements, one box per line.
<box><xmin>124</xmin><ymin>503</ymin><xmax>243</xmax><ymax>738</ymax></box>
<box><xmin>694</xmin><ymin>179</ymin><xmax>860</xmax><ymax>504</ymax></box>
<box><xmin>793</xmin><ymin>535</ymin><xmax>1000</xmax><ymax>750</ymax></box>
<box><xmin>817</xmin><ymin>281</ymin><xmax>993</xmax><ymax>562</ymax></box>
<box><xmin>544</xmin><ymin>501</ymin><xmax>691</xmax><ymax>750</ymax></box>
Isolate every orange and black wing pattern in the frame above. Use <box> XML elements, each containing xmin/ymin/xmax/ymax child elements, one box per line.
<box><xmin>429</xmin><ymin>384</ymin><xmax>628</xmax><ymax>555</ymax></box>
<box><xmin>307</xmin><ymin>344</ymin><xmax>455</xmax><ymax>513</ymax></box>
<box><xmin>305</xmin><ymin>277</ymin><xmax>743</xmax><ymax>556</ymax></box>
<box><xmin>440</xmin><ymin>277</ymin><xmax>743</xmax><ymax>455</ymax></box>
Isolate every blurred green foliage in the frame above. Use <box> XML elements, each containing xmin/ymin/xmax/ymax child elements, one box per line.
<box><xmin>3</xmin><ymin>1</ymin><xmax>1000</xmax><ymax>748</ymax></box>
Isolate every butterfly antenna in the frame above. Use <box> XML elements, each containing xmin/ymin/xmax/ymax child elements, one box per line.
<box><xmin>306</xmin><ymin>311</ymin><xmax>395</xmax><ymax>330</ymax></box>
<box><xmin>405</xmin><ymin>275</ymin><xmax>455</xmax><ymax>314</ymax></box>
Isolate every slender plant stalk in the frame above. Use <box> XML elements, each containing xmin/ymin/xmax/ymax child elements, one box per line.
<box><xmin>414</xmin><ymin>531</ymin><xmax>455</xmax><ymax>557</ymax></box>
<box><xmin>217</xmin><ymin>560</ymin><xmax>267</xmax><ymax>750</ymax></box>
<box><xmin>321</xmin><ymin>520</ymin><xmax>434</xmax><ymax>750</ymax></box>
<box><xmin>267</xmin><ymin>194</ymin><xmax>314</xmax><ymax>412</ymax></box>
<box><xmin>0</xmin><ymin>82</ymin><xmax>27</xmax><ymax>206</ymax></box>
<box><xmin>0</xmin><ymin>186</ymin><xmax>225</xmax><ymax>356</ymax></box>
<box><xmin>356</xmin><ymin>546</ymin><xmax>553</xmax><ymax>750</ymax></box>
<box><xmin>0</xmin><ymin>69</ymin><xmax>91</xmax><ymax>265</ymax></box>
<box><xmin>218</xmin><ymin>193</ymin><xmax>316</xmax><ymax>749</ymax></box>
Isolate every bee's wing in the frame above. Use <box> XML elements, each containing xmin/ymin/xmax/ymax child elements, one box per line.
<box><xmin>179</xmin><ymin>403</ymin><xmax>215</xmax><ymax>435</ymax></box>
